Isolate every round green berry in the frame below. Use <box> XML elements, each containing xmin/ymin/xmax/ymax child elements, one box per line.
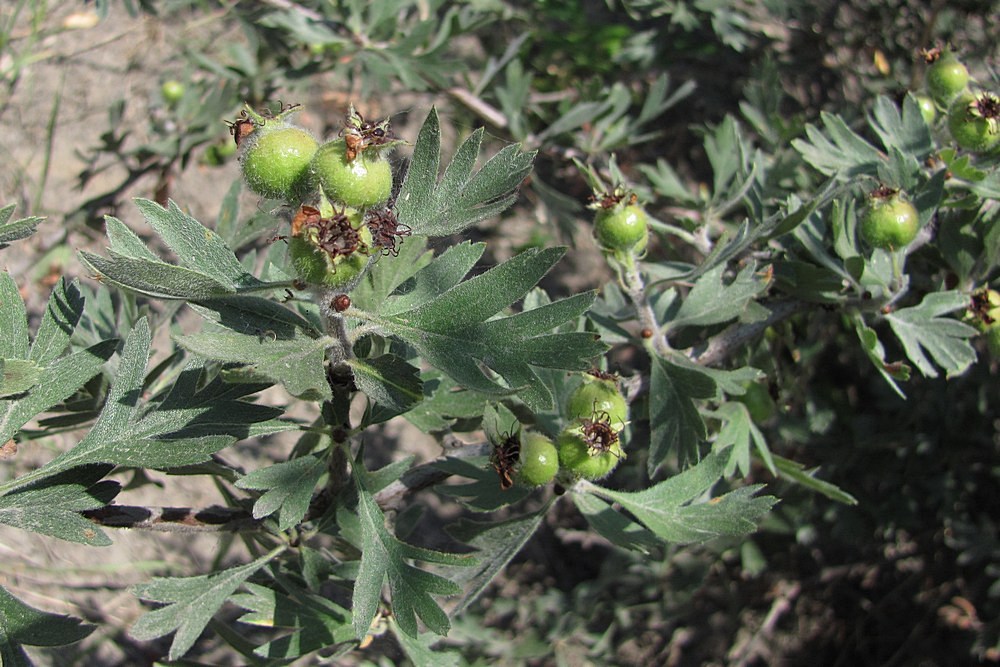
<box><xmin>161</xmin><ymin>80</ymin><xmax>185</xmax><ymax>106</ymax></box>
<box><xmin>517</xmin><ymin>433</ymin><xmax>559</xmax><ymax>487</ymax></box>
<box><xmin>288</xmin><ymin>237</ymin><xmax>370</xmax><ymax>289</ymax></box>
<box><xmin>859</xmin><ymin>191</ymin><xmax>919</xmax><ymax>250</ymax></box>
<box><xmin>594</xmin><ymin>202</ymin><xmax>649</xmax><ymax>254</ymax></box>
<box><xmin>311</xmin><ymin>139</ymin><xmax>393</xmax><ymax>209</ymax></box>
<box><xmin>948</xmin><ymin>92</ymin><xmax>1000</xmax><ymax>153</ymax></box>
<box><xmin>557</xmin><ymin>428</ymin><xmax>624</xmax><ymax>480</ymax></box>
<box><xmin>926</xmin><ymin>51</ymin><xmax>969</xmax><ymax>106</ymax></box>
<box><xmin>288</xmin><ymin>208</ymin><xmax>373</xmax><ymax>289</ymax></box>
<box><xmin>566</xmin><ymin>375</ymin><xmax>628</xmax><ymax>429</ymax></box>
<box><xmin>913</xmin><ymin>94</ymin><xmax>937</xmax><ymax>125</ymax></box>
<box><xmin>240</xmin><ymin>126</ymin><xmax>319</xmax><ymax>201</ymax></box>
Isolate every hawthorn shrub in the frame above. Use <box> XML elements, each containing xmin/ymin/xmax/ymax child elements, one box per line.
<box><xmin>1</xmin><ymin>1</ymin><xmax>999</xmax><ymax>664</ymax></box>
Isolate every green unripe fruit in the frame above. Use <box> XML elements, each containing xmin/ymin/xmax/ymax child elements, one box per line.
<box><xmin>161</xmin><ymin>80</ymin><xmax>185</xmax><ymax>106</ymax></box>
<box><xmin>557</xmin><ymin>428</ymin><xmax>624</xmax><ymax>480</ymax></box>
<box><xmin>913</xmin><ymin>94</ymin><xmax>937</xmax><ymax>125</ymax></box>
<box><xmin>240</xmin><ymin>126</ymin><xmax>319</xmax><ymax>201</ymax></box>
<box><xmin>566</xmin><ymin>375</ymin><xmax>628</xmax><ymax>429</ymax></box>
<box><xmin>948</xmin><ymin>92</ymin><xmax>1000</xmax><ymax>153</ymax></box>
<box><xmin>288</xmin><ymin>238</ymin><xmax>369</xmax><ymax>288</ymax></box>
<box><xmin>311</xmin><ymin>139</ymin><xmax>393</xmax><ymax>209</ymax></box>
<box><xmin>594</xmin><ymin>202</ymin><xmax>649</xmax><ymax>254</ymax></box>
<box><xmin>516</xmin><ymin>433</ymin><xmax>559</xmax><ymax>487</ymax></box>
<box><xmin>926</xmin><ymin>51</ymin><xmax>969</xmax><ymax>106</ymax></box>
<box><xmin>288</xmin><ymin>208</ymin><xmax>373</xmax><ymax>289</ymax></box>
<box><xmin>967</xmin><ymin>289</ymin><xmax>1000</xmax><ymax>335</ymax></box>
<box><xmin>860</xmin><ymin>191</ymin><xmax>919</xmax><ymax>250</ymax></box>
<box><xmin>977</xmin><ymin>289</ymin><xmax>1000</xmax><ymax>327</ymax></box>
<box><xmin>202</xmin><ymin>140</ymin><xmax>237</xmax><ymax>167</ymax></box>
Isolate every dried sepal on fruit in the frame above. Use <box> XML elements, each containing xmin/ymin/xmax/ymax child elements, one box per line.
<box><xmin>577</xmin><ymin>410</ymin><xmax>620</xmax><ymax>457</ymax></box>
<box><xmin>490</xmin><ymin>429</ymin><xmax>521</xmax><ymax>491</ymax></box>
<box><xmin>565</xmin><ymin>371</ymin><xmax>629</xmax><ymax>431</ymax></box>
<box><xmin>366</xmin><ymin>207</ymin><xmax>411</xmax><ymax>256</ymax></box>
<box><xmin>557</xmin><ymin>426</ymin><xmax>625</xmax><ymax>481</ymax></box>
<box><xmin>226</xmin><ymin>109</ymin><xmax>257</xmax><ymax>147</ymax></box>
<box><xmin>287</xmin><ymin>204</ymin><xmax>373</xmax><ymax>289</ymax></box>
<box><xmin>948</xmin><ymin>91</ymin><xmax>1000</xmax><ymax>153</ymax></box>
<box><xmin>968</xmin><ymin>288</ymin><xmax>1000</xmax><ymax>359</ymax></box>
<box><xmin>967</xmin><ymin>288</ymin><xmax>1000</xmax><ymax>330</ymax></box>
<box><xmin>339</xmin><ymin>105</ymin><xmax>404</xmax><ymax>161</ymax></box>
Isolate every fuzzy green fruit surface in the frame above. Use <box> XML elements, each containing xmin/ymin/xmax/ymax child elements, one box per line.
<box><xmin>594</xmin><ymin>203</ymin><xmax>649</xmax><ymax>253</ymax></box>
<box><xmin>860</xmin><ymin>196</ymin><xmax>919</xmax><ymax>250</ymax></box>
<box><xmin>311</xmin><ymin>139</ymin><xmax>392</xmax><ymax>209</ymax></box>
<box><xmin>566</xmin><ymin>376</ymin><xmax>628</xmax><ymax>428</ymax></box>
<box><xmin>927</xmin><ymin>52</ymin><xmax>969</xmax><ymax>106</ymax></box>
<box><xmin>557</xmin><ymin>429</ymin><xmax>624</xmax><ymax>480</ymax></box>
<box><xmin>288</xmin><ymin>237</ymin><xmax>370</xmax><ymax>288</ymax></box>
<box><xmin>288</xmin><ymin>208</ymin><xmax>372</xmax><ymax>288</ymax></box>
<box><xmin>240</xmin><ymin>126</ymin><xmax>319</xmax><ymax>201</ymax></box>
<box><xmin>913</xmin><ymin>94</ymin><xmax>937</xmax><ymax>125</ymax></box>
<box><xmin>948</xmin><ymin>93</ymin><xmax>1000</xmax><ymax>153</ymax></box>
<box><xmin>517</xmin><ymin>433</ymin><xmax>559</xmax><ymax>487</ymax></box>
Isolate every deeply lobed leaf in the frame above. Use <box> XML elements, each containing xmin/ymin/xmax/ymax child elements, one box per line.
<box><xmin>396</xmin><ymin>109</ymin><xmax>535</xmax><ymax>237</ymax></box>
<box><xmin>371</xmin><ymin>249</ymin><xmax>604</xmax><ymax>410</ymax></box>
<box><xmin>583</xmin><ymin>452</ymin><xmax>777</xmax><ymax>544</ymax></box>
<box><xmin>352</xmin><ymin>462</ymin><xmax>475</xmax><ymax>639</ymax></box>
<box><xmin>130</xmin><ymin>548</ymin><xmax>283</xmax><ymax>661</ymax></box>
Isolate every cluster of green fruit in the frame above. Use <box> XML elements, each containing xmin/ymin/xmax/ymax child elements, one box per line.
<box><xmin>858</xmin><ymin>48</ymin><xmax>998</xmax><ymax>253</ymax></box>
<box><xmin>493</xmin><ymin>373</ymin><xmax>629</xmax><ymax>489</ymax></box>
<box><xmin>234</xmin><ymin>102</ymin><xmax>406</xmax><ymax>290</ymax></box>
<box><xmin>920</xmin><ymin>47</ymin><xmax>1000</xmax><ymax>154</ymax></box>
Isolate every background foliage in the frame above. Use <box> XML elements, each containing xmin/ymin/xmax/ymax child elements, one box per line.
<box><xmin>1</xmin><ymin>0</ymin><xmax>999</xmax><ymax>665</ymax></box>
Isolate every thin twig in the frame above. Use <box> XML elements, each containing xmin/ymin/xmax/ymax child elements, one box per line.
<box><xmin>728</xmin><ymin>581</ymin><xmax>801</xmax><ymax>666</ymax></box>
<box><xmin>259</xmin><ymin>0</ymin><xmax>324</xmax><ymax>22</ymax></box>
<box><xmin>374</xmin><ymin>440</ymin><xmax>489</xmax><ymax>512</ymax></box>
<box><xmin>81</xmin><ymin>440</ymin><xmax>490</xmax><ymax>533</ymax></box>
<box><xmin>81</xmin><ymin>504</ymin><xmax>258</xmax><ymax>533</ymax></box>
<box><xmin>446</xmin><ymin>87</ymin><xmax>508</xmax><ymax>129</ymax></box>
<box><xmin>688</xmin><ymin>299</ymin><xmax>808</xmax><ymax>367</ymax></box>
<box><xmin>618</xmin><ymin>254</ymin><xmax>671</xmax><ymax>357</ymax></box>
